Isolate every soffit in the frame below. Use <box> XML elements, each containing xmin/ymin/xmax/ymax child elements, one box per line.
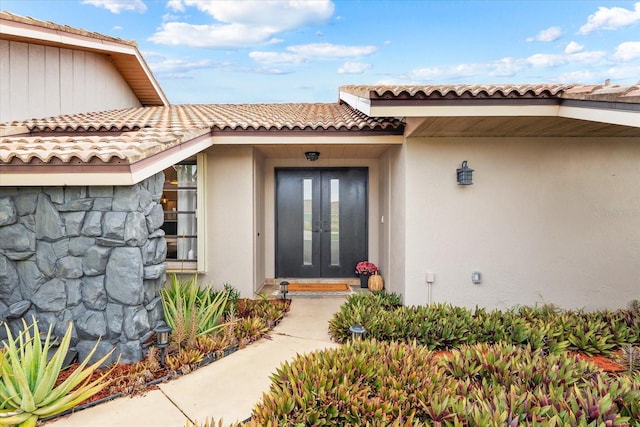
<box><xmin>407</xmin><ymin>116</ymin><xmax>640</xmax><ymax>138</ymax></box>
<box><xmin>0</xmin><ymin>11</ymin><xmax>168</xmax><ymax>106</ymax></box>
<box><xmin>253</xmin><ymin>144</ymin><xmax>392</xmax><ymax>159</ymax></box>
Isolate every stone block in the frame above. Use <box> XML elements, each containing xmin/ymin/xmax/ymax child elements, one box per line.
<box><xmin>82</xmin><ymin>246</ymin><xmax>111</xmax><ymax>276</ymax></box>
<box><xmin>141</xmin><ymin>238</ymin><xmax>158</xmax><ymax>265</ymax></box>
<box><xmin>144</xmin><ymin>264</ymin><xmax>166</xmax><ymax>280</ymax></box>
<box><xmin>0</xmin><ymin>197</ymin><xmax>17</xmax><ymax>226</ymax></box>
<box><xmin>154</xmin><ymin>238</ymin><xmax>167</xmax><ymax>264</ymax></box>
<box><xmin>43</xmin><ymin>188</ymin><xmax>64</xmax><ymax>204</ymax></box>
<box><xmin>16</xmin><ymin>260</ymin><xmax>45</xmax><ymax>298</ymax></box>
<box><xmin>35</xmin><ymin>193</ymin><xmax>65</xmax><ymax>241</ymax></box>
<box><xmin>36</xmin><ymin>241</ymin><xmax>58</xmax><ymax>277</ymax></box>
<box><xmin>5</xmin><ymin>252</ymin><xmax>34</xmax><ymax>261</ymax></box>
<box><xmin>66</xmin><ymin>278</ymin><xmax>82</xmax><ymax>306</ymax></box>
<box><xmin>14</xmin><ymin>189</ymin><xmax>39</xmax><ymax>215</ymax></box>
<box><xmin>32</xmin><ymin>278</ymin><xmax>66</xmax><ymax>312</ymax></box>
<box><xmin>116</xmin><ymin>340</ymin><xmax>142</xmax><ymax>364</ymax></box>
<box><xmin>57</xmin><ymin>256</ymin><xmax>83</xmax><ymax>279</ymax></box>
<box><xmin>113</xmin><ymin>186</ymin><xmax>141</xmax><ymax>212</ymax></box>
<box><xmin>52</xmin><ymin>239</ymin><xmax>69</xmax><ymax>258</ymax></box>
<box><xmin>0</xmin><ymin>254</ymin><xmax>19</xmax><ymax>301</ymax></box>
<box><xmin>5</xmin><ymin>300</ymin><xmax>30</xmax><ymax>319</ymax></box>
<box><xmin>64</xmin><ymin>187</ymin><xmax>87</xmax><ymax>203</ymax></box>
<box><xmin>105</xmin><ymin>247</ymin><xmax>144</xmax><ymax>305</ymax></box>
<box><xmin>138</xmin><ymin>186</ymin><xmax>152</xmax><ymax>212</ymax></box>
<box><xmin>61</xmin><ymin>212</ymin><xmax>86</xmax><ymax>236</ymax></box>
<box><xmin>92</xmin><ymin>198</ymin><xmax>113</xmax><ymax>211</ymax></box>
<box><xmin>124</xmin><ymin>212</ymin><xmax>148</xmax><ymax>246</ymax></box>
<box><xmin>81</xmin><ymin>211</ymin><xmax>102</xmax><ymax>237</ymax></box>
<box><xmin>146</xmin><ymin>204</ymin><xmax>164</xmax><ymax>232</ymax></box>
<box><xmin>95</xmin><ymin>237</ymin><xmax>126</xmax><ymax>247</ymax></box>
<box><xmin>69</xmin><ymin>236</ymin><xmax>95</xmax><ymax>256</ymax></box>
<box><xmin>0</xmin><ymin>223</ymin><xmax>35</xmax><ymax>252</ymax></box>
<box><xmin>19</xmin><ymin>214</ymin><xmax>35</xmax><ymax>232</ymax></box>
<box><xmin>106</xmin><ymin>303</ymin><xmax>124</xmax><ymax>336</ymax></box>
<box><xmin>57</xmin><ymin>199</ymin><xmax>94</xmax><ymax>212</ymax></box>
<box><xmin>123</xmin><ymin>305</ymin><xmax>150</xmax><ymax>340</ymax></box>
<box><xmin>102</xmin><ymin>211</ymin><xmax>127</xmax><ymax>240</ymax></box>
<box><xmin>77</xmin><ymin>340</ymin><xmax>115</xmax><ymax>367</ymax></box>
<box><xmin>74</xmin><ymin>309</ymin><xmax>107</xmax><ymax>339</ymax></box>
<box><xmin>88</xmin><ymin>187</ymin><xmax>113</xmax><ymax>198</ymax></box>
<box><xmin>81</xmin><ymin>275</ymin><xmax>107</xmax><ymax>310</ymax></box>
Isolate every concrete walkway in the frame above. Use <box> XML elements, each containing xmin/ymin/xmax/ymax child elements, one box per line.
<box><xmin>47</xmin><ymin>297</ymin><xmax>345</xmax><ymax>427</ymax></box>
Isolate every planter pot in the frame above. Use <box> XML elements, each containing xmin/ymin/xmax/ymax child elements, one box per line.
<box><xmin>359</xmin><ymin>274</ymin><xmax>370</xmax><ymax>288</ymax></box>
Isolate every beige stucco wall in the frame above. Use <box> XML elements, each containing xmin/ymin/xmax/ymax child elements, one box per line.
<box><xmin>201</xmin><ymin>145</ymin><xmax>256</xmax><ymax>297</ymax></box>
<box><xmin>378</xmin><ymin>145</ymin><xmax>406</xmax><ymax>297</ymax></box>
<box><xmin>0</xmin><ymin>40</ymin><xmax>141</xmax><ymax>122</ymax></box>
<box><xmin>401</xmin><ymin>136</ymin><xmax>639</xmax><ymax>310</ymax></box>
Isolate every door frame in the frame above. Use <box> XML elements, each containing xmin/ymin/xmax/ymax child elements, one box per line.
<box><xmin>274</xmin><ymin>167</ymin><xmax>369</xmax><ymax>278</ymax></box>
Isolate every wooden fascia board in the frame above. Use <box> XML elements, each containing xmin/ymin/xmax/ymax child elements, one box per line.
<box><xmin>339</xmin><ymin>91</ymin><xmax>372</xmax><ymax>116</ymax></box>
<box><xmin>368</xmin><ymin>104</ymin><xmax>561</xmax><ymax>117</ymax></box>
<box><xmin>0</xmin><ymin>134</ymin><xmax>213</xmax><ymax>187</ymax></box>
<box><xmin>558</xmin><ymin>105</ymin><xmax>639</xmax><ymax>128</ymax></box>
<box><xmin>210</xmin><ymin>134</ymin><xmax>404</xmax><ymax>145</ymax></box>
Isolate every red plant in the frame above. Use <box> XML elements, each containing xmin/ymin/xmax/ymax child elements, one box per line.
<box><xmin>355</xmin><ymin>261</ymin><xmax>378</xmax><ymax>275</ymax></box>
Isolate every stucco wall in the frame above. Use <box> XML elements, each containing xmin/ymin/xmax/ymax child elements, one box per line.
<box><xmin>0</xmin><ymin>40</ymin><xmax>141</xmax><ymax>122</ymax></box>
<box><xmin>0</xmin><ymin>174</ymin><xmax>167</xmax><ymax>364</ymax></box>
<box><xmin>203</xmin><ymin>145</ymin><xmax>256</xmax><ymax>297</ymax></box>
<box><xmin>381</xmin><ymin>145</ymin><xmax>407</xmax><ymax>298</ymax></box>
<box><xmin>402</xmin><ymin>136</ymin><xmax>639</xmax><ymax>310</ymax></box>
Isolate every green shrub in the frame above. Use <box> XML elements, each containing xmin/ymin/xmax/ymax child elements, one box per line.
<box><xmin>251</xmin><ymin>340</ymin><xmax>640</xmax><ymax>426</ymax></box>
<box><xmin>329</xmin><ymin>293</ymin><xmax>640</xmax><ymax>355</ymax></box>
<box><xmin>160</xmin><ymin>274</ymin><xmax>229</xmax><ymax>349</ymax></box>
<box><xmin>0</xmin><ymin>319</ymin><xmax>113</xmax><ymax>427</ymax></box>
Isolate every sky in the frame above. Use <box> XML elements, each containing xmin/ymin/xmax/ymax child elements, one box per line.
<box><xmin>2</xmin><ymin>0</ymin><xmax>640</xmax><ymax>104</ymax></box>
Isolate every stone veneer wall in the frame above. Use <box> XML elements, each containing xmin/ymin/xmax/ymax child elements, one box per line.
<box><xmin>0</xmin><ymin>172</ymin><xmax>167</xmax><ymax>364</ymax></box>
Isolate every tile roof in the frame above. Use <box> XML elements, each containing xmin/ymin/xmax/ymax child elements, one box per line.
<box><xmin>0</xmin><ymin>11</ymin><xmax>136</xmax><ymax>46</ymax></box>
<box><xmin>0</xmin><ymin>104</ymin><xmax>404</xmax><ymax>165</ymax></box>
<box><xmin>340</xmin><ymin>84</ymin><xmax>640</xmax><ymax>103</ymax></box>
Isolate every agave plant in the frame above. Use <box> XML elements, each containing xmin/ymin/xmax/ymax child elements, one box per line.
<box><xmin>0</xmin><ymin>319</ymin><xmax>113</xmax><ymax>427</ymax></box>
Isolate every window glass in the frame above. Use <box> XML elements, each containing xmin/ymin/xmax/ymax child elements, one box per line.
<box><xmin>160</xmin><ymin>158</ymin><xmax>197</xmax><ymax>263</ymax></box>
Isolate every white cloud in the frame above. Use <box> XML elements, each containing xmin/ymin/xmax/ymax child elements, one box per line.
<box><xmin>565</xmin><ymin>41</ymin><xmax>584</xmax><ymax>54</ymax></box>
<box><xmin>82</xmin><ymin>0</ymin><xmax>146</xmax><ymax>13</ymax></box>
<box><xmin>526</xmin><ymin>53</ymin><xmax>565</xmax><ymax>67</ymax></box>
<box><xmin>568</xmin><ymin>50</ymin><xmax>606</xmax><ymax>63</ymax></box>
<box><xmin>526</xmin><ymin>26</ymin><xmax>562</xmax><ymax>42</ymax></box>
<box><xmin>338</xmin><ymin>62</ymin><xmax>371</xmax><ymax>74</ymax></box>
<box><xmin>607</xmin><ymin>64</ymin><xmax>640</xmax><ymax>78</ymax></box>
<box><xmin>613</xmin><ymin>41</ymin><xmax>640</xmax><ymax>61</ymax></box>
<box><xmin>149</xmin><ymin>57</ymin><xmax>218</xmax><ymax>75</ymax></box>
<box><xmin>112</xmin><ymin>25</ymin><xmax>123</xmax><ymax>31</ymax></box>
<box><xmin>487</xmin><ymin>57</ymin><xmax>525</xmax><ymax>77</ymax></box>
<box><xmin>249</xmin><ymin>51</ymin><xmax>305</xmax><ymax>65</ymax></box>
<box><xmin>553</xmin><ymin>70</ymin><xmax>597</xmax><ymax>83</ymax></box>
<box><xmin>287</xmin><ymin>43</ymin><xmax>376</xmax><ymax>58</ymax></box>
<box><xmin>151</xmin><ymin>0</ymin><xmax>334</xmax><ymax>48</ymax></box>
<box><xmin>579</xmin><ymin>2</ymin><xmax>640</xmax><ymax>34</ymax></box>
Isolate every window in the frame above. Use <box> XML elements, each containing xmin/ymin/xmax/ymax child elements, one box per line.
<box><xmin>160</xmin><ymin>155</ymin><xmax>205</xmax><ymax>271</ymax></box>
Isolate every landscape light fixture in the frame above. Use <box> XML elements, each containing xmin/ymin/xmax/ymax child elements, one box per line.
<box><xmin>155</xmin><ymin>324</ymin><xmax>172</xmax><ymax>367</ymax></box>
<box><xmin>304</xmin><ymin>151</ymin><xmax>320</xmax><ymax>161</ymax></box>
<box><xmin>349</xmin><ymin>324</ymin><xmax>366</xmax><ymax>340</ymax></box>
<box><xmin>280</xmin><ymin>281</ymin><xmax>289</xmax><ymax>300</ymax></box>
<box><xmin>456</xmin><ymin>160</ymin><xmax>474</xmax><ymax>185</ymax></box>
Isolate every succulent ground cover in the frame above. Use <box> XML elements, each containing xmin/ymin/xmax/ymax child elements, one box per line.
<box><xmin>329</xmin><ymin>292</ymin><xmax>640</xmax><ymax>357</ymax></box>
<box><xmin>246</xmin><ymin>340</ymin><xmax>640</xmax><ymax>426</ymax></box>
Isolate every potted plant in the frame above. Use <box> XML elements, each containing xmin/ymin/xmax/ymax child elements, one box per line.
<box><xmin>355</xmin><ymin>261</ymin><xmax>379</xmax><ymax>288</ymax></box>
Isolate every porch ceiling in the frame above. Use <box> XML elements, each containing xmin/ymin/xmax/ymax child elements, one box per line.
<box><xmin>406</xmin><ymin>116</ymin><xmax>640</xmax><ymax>138</ymax></box>
<box><xmin>253</xmin><ymin>144</ymin><xmax>392</xmax><ymax>159</ymax></box>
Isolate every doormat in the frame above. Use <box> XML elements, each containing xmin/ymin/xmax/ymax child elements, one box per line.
<box><xmin>273</xmin><ymin>283</ymin><xmax>354</xmax><ymax>297</ymax></box>
<box><xmin>287</xmin><ymin>283</ymin><xmax>350</xmax><ymax>292</ymax></box>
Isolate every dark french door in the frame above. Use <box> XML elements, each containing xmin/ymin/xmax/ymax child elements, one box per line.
<box><xmin>276</xmin><ymin>168</ymin><xmax>368</xmax><ymax>278</ymax></box>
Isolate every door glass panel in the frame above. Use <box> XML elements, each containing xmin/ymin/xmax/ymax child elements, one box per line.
<box><xmin>303</xmin><ymin>178</ymin><xmax>312</xmax><ymax>265</ymax></box>
<box><xmin>330</xmin><ymin>179</ymin><xmax>340</xmax><ymax>266</ymax></box>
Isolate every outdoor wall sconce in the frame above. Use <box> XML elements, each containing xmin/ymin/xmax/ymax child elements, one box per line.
<box><xmin>472</xmin><ymin>271</ymin><xmax>482</xmax><ymax>284</ymax></box>
<box><xmin>456</xmin><ymin>160</ymin><xmax>474</xmax><ymax>185</ymax></box>
<box><xmin>304</xmin><ymin>151</ymin><xmax>320</xmax><ymax>161</ymax></box>
<box><xmin>280</xmin><ymin>281</ymin><xmax>289</xmax><ymax>300</ymax></box>
<box><xmin>155</xmin><ymin>324</ymin><xmax>172</xmax><ymax>367</ymax></box>
<box><xmin>349</xmin><ymin>324</ymin><xmax>366</xmax><ymax>340</ymax></box>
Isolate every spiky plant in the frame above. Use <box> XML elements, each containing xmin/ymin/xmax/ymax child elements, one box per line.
<box><xmin>0</xmin><ymin>319</ymin><xmax>113</xmax><ymax>427</ymax></box>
